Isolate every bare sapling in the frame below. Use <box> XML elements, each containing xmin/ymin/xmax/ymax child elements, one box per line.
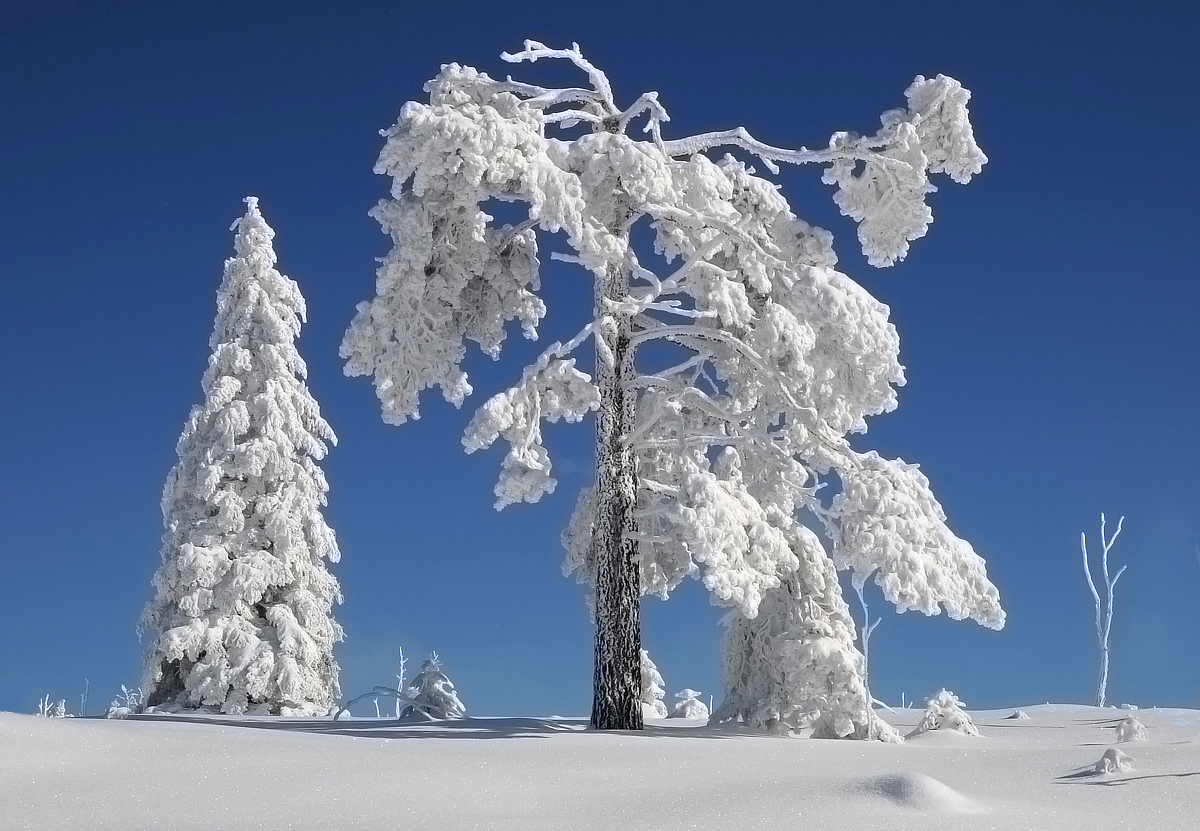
<box><xmin>1080</xmin><ymin>513</ymin><xmax>1126</xmax><ymax>707</ymax></box>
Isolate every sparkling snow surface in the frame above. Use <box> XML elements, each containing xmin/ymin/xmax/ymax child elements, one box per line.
<box><xmin>3</xmin><ymin>705</ymin><xmax>1199</xmax><ymax>829</ymax></box>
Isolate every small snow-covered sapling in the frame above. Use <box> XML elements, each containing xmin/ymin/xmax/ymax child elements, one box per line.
<box><xmin>106</xmin><ymin>685</ymin><xmax>143</xmax><ymax>719</ymax></box>
<box><xmin>670</xmin><ymin>689</ymin><xmax>710</xmax><ymax>719</ymax></box>
<box><xmin>907</xmin><ymin>689</ymin><xmax>979</xmax><ymax>737</ymax></box>
<box><xmin>400</xmin><ymin>653</ymin><xmax>466</xmax><ymax>721</ymax></box>
<box><xmin>36</xmin><ymin>695</ymin><xmax>67</xmax><ymax>718</ymax></box>
<box><xmin>1115</xmin><ymin>716</ymin><xmax>1146</xmax><ymax>742</ymax></box>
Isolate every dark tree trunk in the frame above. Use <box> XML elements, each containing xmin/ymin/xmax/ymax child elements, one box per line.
<box><xmin>590</xmin><ymin>244</ymin><xmax>643</xmax><ymax>731</ymax></box>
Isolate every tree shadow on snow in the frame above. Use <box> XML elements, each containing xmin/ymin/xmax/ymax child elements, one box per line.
<box><xmin>1056</xmin><ymin>771</ymin><xmax>1200</xmax><ymax>787</ymax></box>
<box><xmin>126</xmin><ymin>714</ymin><xmax>755</xmax><ymax>741</ymax></box>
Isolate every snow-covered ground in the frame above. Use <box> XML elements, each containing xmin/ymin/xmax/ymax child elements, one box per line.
<box><xmin>4</xmin><ymin>705</ymin><xmax>1199</xmax><ymax>830</ymax></box>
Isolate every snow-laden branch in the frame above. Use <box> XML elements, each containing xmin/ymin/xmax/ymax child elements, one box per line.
<box><xmin>463</xmin><ymin>325</ymin><xmax>599</xmax><ymax>509</ymax></box>
<box><xmin>663</xmin><ymin>125</ymin><xmax>856</xmax><ymax>173</ymax></box>
<box><xmin>659</xmin><ymin>75</ymin><xmax>986</xmax><ymax>266</ymax></box>
<box><xmin>501</xmin><ymin>40</ymin><xmax>618</xmax><ymax>114</ymax></box>
<box><xmin>618</xmin><ymin>92</ymin><xmax>669</xmax><ymax>144</ymax></box>
<box><xmin>489</xmin><ymin>80</ymin><xmax>604</xmax><ymax>111</ymax></box>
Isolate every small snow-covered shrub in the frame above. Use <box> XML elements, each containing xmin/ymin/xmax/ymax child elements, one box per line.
<box><xmin>670</xmin><ymin>689</ymin><xmax>710</xmax><ymax>720</ymax></box>
<box><xmin>1095</xmin><ymin>747</ymin><xmax>1134</xmax><ymax>774</ymax></box>
<box><xmin>35</xmin><ymin>695</ymin><xmax>67</xmax><ymax>718</ymax></box>
<box><xmin>399</xmin><ymin>654</ymin><xmax>466</xmax><ymax>720</ymax></box>
<box><xmin>107</xmin><ymin>686</ymin><xmax>143</xmax><ymax>719</ymax></box>
<box><xmin>1006</xmin><ymin>710</ymin><xmax>1030</xmax><ymax>720</ymax></box>
<box><xmin>907</xmin><ymin>689</ymin><xmax>978</xmax><ymax>737</ymax></box>
<box><xmin>1115</xmin><ymin>716</ymin><xmax>1146</xmax><ymax>742</ymax></box>
<box><xmin>639</xmin><ymin>650</ymin><xmax>668</xmax><ymax>719</ymax></box>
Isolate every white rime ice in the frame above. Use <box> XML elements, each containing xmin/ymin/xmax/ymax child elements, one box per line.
<box><xmin>140</xmin><ymin>198</ymin><xmax>343</xmax><ymax>716</ymax></box>
<box><xmin>342</xmin><ymin>41</ymin><xmax>1003</xmax><ymax>733</ymax></box>
<box><xmin>639</xmin><ymin>649</ymin><xmax>669</xmax><ymax>719</ymax></box>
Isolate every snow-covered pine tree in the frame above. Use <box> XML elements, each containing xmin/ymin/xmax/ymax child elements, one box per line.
<box><xmin>140</xmin><ymin>198</ymin><xmax>343</xmax><ymax>715</ymax></box>
<box><xmin>342</xmin><ymin>42</ymin><xmax>1003</xmax><ymax>731</ymax></box>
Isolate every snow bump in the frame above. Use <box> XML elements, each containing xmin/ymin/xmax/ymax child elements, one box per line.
<box><xmin>854</xmin><ymin>773</ymin><xmax>986</xmax><ymax>814</ymax></box>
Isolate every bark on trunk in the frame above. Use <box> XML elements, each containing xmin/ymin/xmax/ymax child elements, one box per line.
<box><xmin>590</xmin><ymin>241</ymin><xmax>643</xmax><ymax>731</ymax></box>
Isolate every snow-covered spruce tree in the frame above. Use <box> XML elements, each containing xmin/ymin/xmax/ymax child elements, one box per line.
<box><xmin>140</xmin><ymin>198</ymin><xmax>343</xmax><ymax>715</ymax></box>
<box><xmin>341</xmin><ymin>42</ymin><xmax>1003</xmax><ymax>731</ymax></box>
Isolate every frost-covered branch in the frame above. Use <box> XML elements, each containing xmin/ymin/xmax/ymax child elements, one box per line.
<box><xmin>501</xmin><ymin>40</ymin><xmax>617</xmax><ymax>114</ymax></box>
<box><xmin>462</xmin><ymin>330</ymin><xmax>600</xmax><ymax>508</ymax></box>
<box><xmin>1081</xmin><ymin>513</ymin><xmax>1126</xmax><ymax>707</ymax></box>
<box><xmin>618</xmin><ymin>92</ymin><xmax>669</xmax><ymax>144</ymax></box>
<box><xmin>490</xmin><ymin>80</ymin><xmax>604</xmax><ymax>111</ymax></box>
<box><xmin>663</xmin><ymin>125</ymin><xmax>848</xmax><ymax>173</ymax></box>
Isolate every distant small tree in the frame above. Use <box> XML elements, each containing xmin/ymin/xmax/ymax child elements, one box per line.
<box><xmin>140</xmin><ymin>198</ymin><xmax>343</xmax><ymax>715</ymax></box>
<box><xmin>1080</xmin><ymin>513</ymin><xmax>1126</xmax><ymax>707</ymax></box>
<box><xmin>907</xmin><ymin>688</ymin><xmax>978</xmax><ymax>737</ymax></box>
<box><xmin>36</xmin><ymin>695</ymin><xmax>67</xmax><ymax>718</ymax></box>
<box><xmin>400</xmin><ymin>653</ymin><xmax>466</xmax><ymax>720</ymax></box>
<box><xmin>342</xmin><ymin>41</ymin><xmax>1003</xmax><ymax>732</ymax></box>
<box><xmin>106</xmin><ymin>685</ymin><xmax>143</xmax><ymax>719</ymax></box>
<box><xmin>670</xmin><ymin>689</ymin><xmax>710</xmax><ymax>719</ymax></box>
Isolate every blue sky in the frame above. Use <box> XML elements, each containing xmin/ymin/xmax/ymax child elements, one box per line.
<box><xmin>1</xmin><ymin>0</ymin><xmax>1196</xmax><ymax>717</ymax></box>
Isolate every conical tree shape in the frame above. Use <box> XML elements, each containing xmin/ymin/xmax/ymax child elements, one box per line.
<box><xmin>140</xmin><ymin>197</ymin><xmax>343</xmax><ymax>715</ymax></box>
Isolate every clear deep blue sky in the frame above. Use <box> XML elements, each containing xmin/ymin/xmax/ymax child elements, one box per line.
<box><xmin>1</xmin><ymin>0</ymin><xmax>1196</xmax><ymax>716</ymax></box>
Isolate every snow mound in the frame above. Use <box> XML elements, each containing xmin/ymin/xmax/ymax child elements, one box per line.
<box><xmin>1006</xmin><ymin>710</ymin><xmax>1030</xmax><ymax>720</ymax></box>
<box><xmin>1095</xmin><ymin>747</ymin><xmax>1134</xmax><ymax>774</ymax></box>
<box><xmin>855</xmin><ymin>773</ymin><xmax>985</xmax><ymax>814</ymax></box>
